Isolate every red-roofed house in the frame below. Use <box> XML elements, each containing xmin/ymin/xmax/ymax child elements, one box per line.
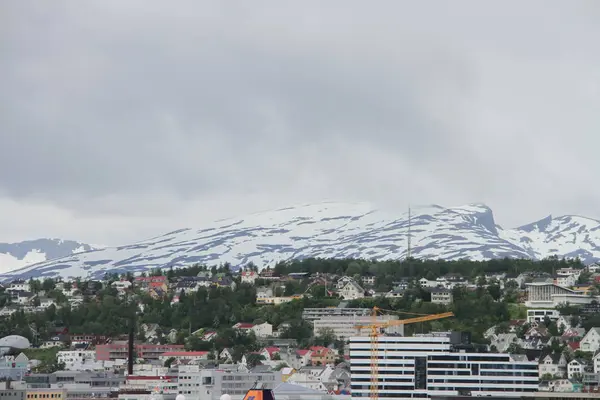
<box><xmin>158</xmin><ymin>351</ymin><xmax>209</xmax><ymax>364</ymax></box>
<box><xmin>260</xmin><ymin>347</ymin><xmax>281</xmax><ymax>360</ymax></box>
<box><xmin>241</xmin><ymin>270</ymin><xmax>259</xmax><ymax>285</ymax></box>
<box><xmin>295</xmin><ymin>349</ymin><xmax>312</xmax><ymax>368</ymax></box>
<box><xmin>310</xmin><ymin>346</ymin><xmax>336</xmax><ymax>365</ymax></box>
<box><xmin>232</xmin><ymin>322</ymin><xmax>273</xmax><ymax>338</ymax></box>
<box><xmin>568</xmin><ymin>341</ymin><xmax>581</xmax><ymax>352</ymax></box>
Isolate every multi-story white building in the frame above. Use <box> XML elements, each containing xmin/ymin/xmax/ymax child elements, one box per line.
<box><xmin>177</xmin><ymin>365</ymin><xmax>281</xmax><ymax>400</ymax></box>
<box><xmin>313</xmin><ymin>315</ymin><xmax>402</xmax><ymax>340</ymax></box>
<box><xmin>525</xmin><ymin>282</ymin><xmax>594</xmax><ymax>308</ymax></box>
<box><xmin>302</xmin><ymin>307</ymin><xmax>371</xmax><ymax>321</ymax></box>
<box><xmin>349</xmin><ymin>332</ymin><xmax>539</xmax><ymax>399</ymax></box>
<box><xmin>430</xmin><ymin>289</ymin><xmax>453</xmax><ymax>305</ymax></box>
<box><xmin>57</xmin><ymin>350</ymin><xmax>97</xmax><ymax>371</ymax></box>
<box><xmin>526</xmin><ymin>309</ymin><xmax>559</xmax><ymax>323</ymax></box>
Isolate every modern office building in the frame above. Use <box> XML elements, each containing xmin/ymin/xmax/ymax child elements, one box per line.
<box><xmin>349</xmin><ymin>332</ymin><xmax>539</xmax><ymax>399</ymax></box>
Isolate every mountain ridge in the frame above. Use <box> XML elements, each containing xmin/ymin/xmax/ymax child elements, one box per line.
<box><xmin>2</xmin><ymin>202</ymin><xmax>600</xmax><ymax>280</ymax></box>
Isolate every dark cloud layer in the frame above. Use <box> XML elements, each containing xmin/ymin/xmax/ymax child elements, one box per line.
<box><xmin>1</xmin><ymin>1</ymin><xmax>599</xmax><ymax>244</ymax></box>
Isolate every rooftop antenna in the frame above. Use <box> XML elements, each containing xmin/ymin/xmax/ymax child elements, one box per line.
<box><xmin>407</xmin><ymin>206</ymin><xmax>412</xmax><ymax>259</ymax></box>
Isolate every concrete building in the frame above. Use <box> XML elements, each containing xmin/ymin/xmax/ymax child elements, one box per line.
<box><xmin>312</xmin><ymin>315</ymin><xmax>402</xmax><ymax>340</ymax></box>
<box><xmin>350</xmin><ymin>332</ymin><xmax>539</xmax><ymax>399</ymax></box>
<box><xmin>430</xmin><ymin>288</ymin><xmax>453</xmax><ymax>305</ymax></box>
<box><xmin>96</xmin><ymin>343</ymin><xmax>184</xmax><ymax>361</ymax></box>
<box><xmin>0</xmin><ymin>381</ymin><xmax>25</xmax><ymax>400</ymax></box>
<box><xmin>526</xmin><ymin>309</ymin><xmax>560</xmax><ymax>323</ymax></box>
<box><xmin>57</xmin><ymin>351</ymin><xmax>97</xmax><ymax>371</ymax></box>
<box><xmin>302</xmin><ymin>308</ymin><xmax>371</xmax><ymax>321</ymax></box>
<box><xmin>525</xmin><ymin>282</ymin><xmax>595</xmax><ymax>308</ymax></box>
<box><xmin>177</xmin><ymin>365</ymin><xmax>281</xmax><ymax>400</ymax></box>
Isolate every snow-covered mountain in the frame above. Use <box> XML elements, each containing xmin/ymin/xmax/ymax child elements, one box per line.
<box><xmin>2</xmin><ymin>202</ymin><xmax>600</xmax><ymax>280</ymax></box>
<box><xmin>0</xmin><ymin>239</ymin><xmax>98</xmax><ymax>275</ymax></box>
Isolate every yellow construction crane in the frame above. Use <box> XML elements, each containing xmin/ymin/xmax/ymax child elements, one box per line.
<box><xmin>354</xmin><ymin>307</ymin><xmax>454</xmax><ymax>400</ymax></box>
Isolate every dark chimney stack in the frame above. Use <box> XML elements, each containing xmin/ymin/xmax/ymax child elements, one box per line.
<box><xmin>128</xmin><ymin>310</ymin><xmax>135</xmax><ymax>375</ymax></box>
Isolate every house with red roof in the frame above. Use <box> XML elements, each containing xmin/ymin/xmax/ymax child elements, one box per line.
<box><xmin>232</xmin><ymin>322</ymin><xmax>273</xmax><ymax>338</ymax></box>
<box><xmin>310</xmin><ymin>346</ymin><xmax>336</xmax><ymax>366</ymax></box>
<box><xmin>260</xmin><ymin>346</ymin><xmax>281</xmax><ymax>360</ymax></box>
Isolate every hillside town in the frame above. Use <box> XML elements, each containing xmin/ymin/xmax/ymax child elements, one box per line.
<box><xmin>1</xmin><ymin>259</ymin><xmax>600</xmax><ymax>399</ymax></box>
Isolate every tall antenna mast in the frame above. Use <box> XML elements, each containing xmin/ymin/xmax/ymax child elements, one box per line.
<box><xmin>407</xmin><ymin>206</ymin><xmax>412</xmax><ymax>259</ymax></box>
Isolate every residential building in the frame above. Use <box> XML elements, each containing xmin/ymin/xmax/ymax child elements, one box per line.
<box><xmin>7</xmin><ymin>280</ymin><xmax>30</xmax><ymax>292</ymax></box>
<box><xmin>312</xmin><ymin>315</ymin><xmax>402</xmax><ymax>340</ymax></box>
<box><xmin>309</xmin><ymin>346</ymin><xmax>336</xmax><ymax>366</ymax></box>
<box><xmin>580</xmin><ymin>327</ymin><xmax>600</xmax><ymax>353</ymax></box>
<box><xmin>430</xmin><ymin>288</ymin><xmax>453</xmax><ymax>305</ymax></box>
<box><xmin>177</xmin><ymin>365</ymin><xmax>281</xmax><ymax>400</ymax></box>
<box><xmin>361</xmin><ymin>274</ymin><xmax>375</xmax><ymax>286</ymax></box>
<box><xmin>594</xmin><ymin>352</ymin><xmax>600</xmax><ymax>374</ymax></box>
<box><xmin>338</xmin><ymin>280</ymin><xmax>365</xmax><ymax>300</ymax></box>
<box><xmin>567</xmin><ymin>359</ymin><xmax>588</xmax><ymax>379</ymax></box>
<box><xmin>538</xmin><ymin>353</ymin><xmax>567</xmax><ymax>378</ymax></box>
<box><xmin>95</xmin><ymin>343</ymin><xmax>184</xmax><ymax>361</ymax></box>
<box><xmin>0</xmin><ymin>381</ymin><xmax>25</xmax><ymax>400</ymax></box>
<box><xmin>159</xmin><ymin>351</ymin><xmax>209</xmax><ymax>364</ymax></box>
<box><xmin>0</xmin><ymin>353</ymin><xmax>28</xmax><ymax>380</ymax></box>
<box><xmin>256</xmin><ymin>296</ymin><xmax>301</xmax><ymax>305</ymax></box>
<box><xmin>302</xmin><ymin>307</ymin><xmax>371</xmax><ymax>321</ymax></box>
<box><xmin>349</xmin><ymin>332</ymin><xmax>539</xmax><ymax>399</ymax></box>
<box><xmin>489</xmin><ymin>333</ymin><xmax>517</xmax><ymax>353</ymax></box>
<box><xmin>69</xmin><ymin>334</ymin><xmax>109</xmax><ymax>346</ymax></box>
<box><xmin>232</xmin><ymin>322</ymin><xmax>273</xmax><ymax>338</ymax></box>
<box><xmin>26</xmin><ymin>389</ymin><xmax>66</xmax><ymax>400</ymax></box>
<box><xmin>57</xmin><ymin>350</ymin><xmax>97</xmax><ymax>370</ymax></box>
<box><xmin>240</xmin><ymin>270</ymin><xmax>258</xmax><ymax>285</ymax></box>
<box><xmin>110</xmin><ymin>280</ymin><xmax>132</xmax><ymax>292</ymax></box>
<box><xmin>526</xmin><ymin>309</ymin><xmax>559</xmax><ymax>324</ymax></box>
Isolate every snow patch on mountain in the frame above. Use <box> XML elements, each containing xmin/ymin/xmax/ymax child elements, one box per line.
<box><xmin>0</xmin><ymin>239</ymin><xmax>98</xmax><ymax>274</ymax></box>
<box><xmin>2</xmin><ymin>202</ymin><xmax>600</xmax><ymax>280</ymax></box>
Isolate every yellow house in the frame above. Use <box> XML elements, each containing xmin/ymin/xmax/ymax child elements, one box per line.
<box><xmin>26</xmin><ymin>389</ymin><xmax>66</xmax><ymax>400</ymax></box>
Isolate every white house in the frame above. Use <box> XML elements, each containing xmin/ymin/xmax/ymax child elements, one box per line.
<box><xmin>241</xmin><ymin>270</ymin><xmax>259</xmax><ymax>285</ymax></box>
<box><xmin>111</xmin><ymin>280</ymin><xmax>132</xmax><ymax>292</ymax></box>
<box><xmin>430</xmin><ymin>288</ymin><xmax>453</xmax><ymax>305</ymax></box>
<box><xmin>538</xmin><ymin>354</ymin><xmax>567</xmax><ymax>378</ymax></box>
<box><xmin>219</xmin><ymin>348</ymin><xmax>233</xmax><ymax>362</ymax></box>
<box><xmin>339</xmin><ymin>280</ymin><xmax>364</xmax><ymax>300</ymax></box>
<box><xmin>418</xmin><ymin>278</ymin><xmax>438</xmax><ymax>288</ymax></box>
<box><xmin>593</xmin><ymin>352</ymin><xmax>600</xmax><ymax>374</ymax></box>
<box><xmin>7</xmin><ymin>280</ymin><xmax>30</xmax><ymax>292</ymax></box>
<box><xmin>580</xmin><ymin>327</ymin><xmax>600</xmax><ymax>353</ymax></box>
<box><xmin>361</xmin><ymin>274</ymin><xmax>376</xmax><ymax>286</ymax></box>
<box><xmin>556</xmin><ymin>315</ymin><xmax>575</xmax><ymax>330</ymax></box>
<box><xmin>335</xmin><ymin>276</ymin><xmax>354</xmax><ymax>290</ymax></box>
<box><xmin>567</xmin><ymin>359</ymin><xmax>588</xmax><ymax>379</ymax></box>
<box><xmin>489</xmin><ymin>333</ymin><xmax>518</xmax><ymax>353</ymax></box>
<box><xmin>38</xmin><ymin>297</ymin><xmax>55</xmax><ymax>309</ymax></box>
<box><xmin>232</xmin><ymin>322</ymin><xmax>273</xmax><ymax>338</ymax></box>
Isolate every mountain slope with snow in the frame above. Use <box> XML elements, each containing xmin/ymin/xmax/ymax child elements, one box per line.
<box><xmin>0</xmin><ymin>239</ymin><xmax>98</xmax><ymax>274</ymax></box>
<box><xmin>2</xmin><ymin>202</ymin><xmax>600</xmax><ymax>280</ymax></box>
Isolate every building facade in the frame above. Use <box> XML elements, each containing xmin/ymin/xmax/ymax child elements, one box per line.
<box><xmin>177</xmin><ymin>365</ymin><xmax>281</xmax><ymax>400</ymax></box>
<box><xmin>313</xmin><ymin>315</ymin><xmax>402</xmax><ymax>340</ymax></box>
<box><xmin>302</xmin><ymin>308</ymin><xmax>371</xmax><ymax>321</ymax></box>
<box><xmin>349</xmin><ymin>332</ymin><xmax>539</xmax><ymax>399</ymax></box>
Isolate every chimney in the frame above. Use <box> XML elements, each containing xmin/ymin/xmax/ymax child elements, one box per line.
<box><xmin>128</xmin><ymin>314</ymin><xmax>135</xmax><ymax>375</ymax></box>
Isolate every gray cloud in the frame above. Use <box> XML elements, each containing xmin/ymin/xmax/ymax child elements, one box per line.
<box><xmin>1</xmin><ymin>0</ymin><xmax>600</xmax><ymax>244</ymax></box>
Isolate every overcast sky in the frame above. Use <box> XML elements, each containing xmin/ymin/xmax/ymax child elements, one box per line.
<box><xmin>1</xmin><ymin>1</ymin><xmax>599</xmax><ymax>245</ymax></box>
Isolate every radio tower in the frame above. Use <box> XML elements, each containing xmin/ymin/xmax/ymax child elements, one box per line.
<box><xmin>407</xmin><ymin>206</ymin><xmax>412</xmax><ymax>259</ymax></box>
